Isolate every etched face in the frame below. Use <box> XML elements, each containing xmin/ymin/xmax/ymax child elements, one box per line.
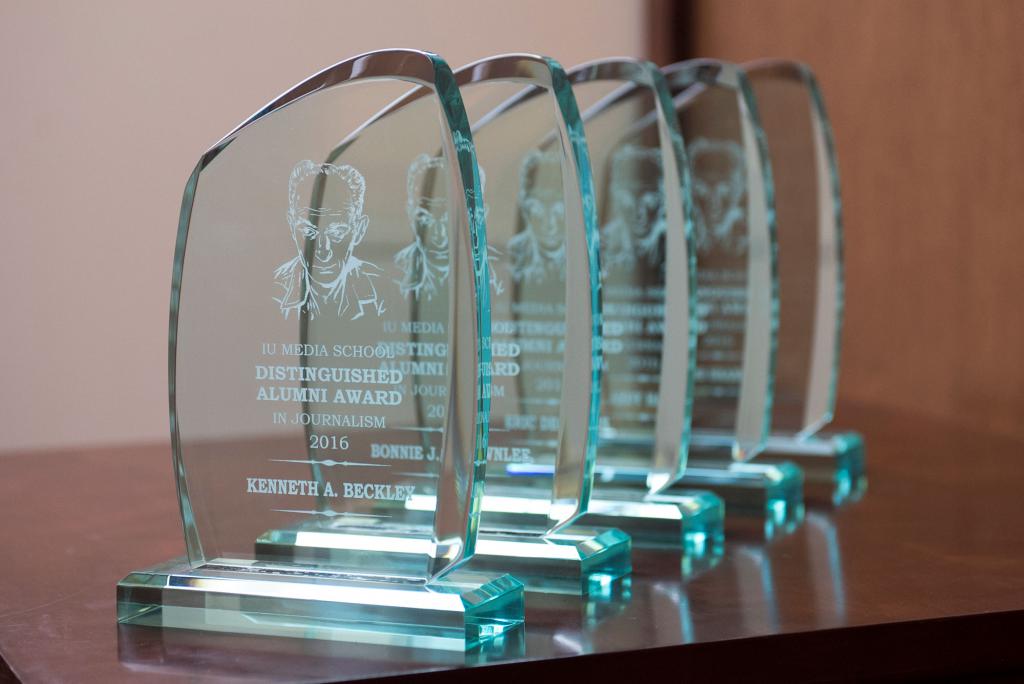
<box><xmin>518</xmin><ymin>152</ymin><xmax>565</xmax><ymax>255</ymax></box>
<box><xmin>289</xmin><ymin>171</ymin><xmax>368</xmax><ymax>277</ymax></box>
<box><xmin>613</xmin><ymin>175</ymin><xmax>663</xmax><ymax>242</ymax></box>
<box><xmin>411</xmin><ymin>196</ymin><xmax>449</xmax><ymax>252</ymax></box>
<box><xmin>690</xmin><ymin>141</ymin><xmax>745</xmax><ymax>237</ymax></box>
<box><xmin>405</xmin><ymin>155</ymin><xmax>454</xmax><ymax>254</ymax></box>
<box><xmin>521</xmin><ymin>185</ymin><xmax>565</xmax><ymax>253</ymax></box>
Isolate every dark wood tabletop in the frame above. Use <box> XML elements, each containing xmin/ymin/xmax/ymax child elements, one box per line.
<box><xmin>2</xmin><ymin>400</ymin><xmax>1024</xmax><ymax>683</ymax></box>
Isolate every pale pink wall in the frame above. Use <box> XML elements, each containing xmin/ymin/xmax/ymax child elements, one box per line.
<box><xmin>0</xmin><ymin>0</ymin><xmax>650</xmax><ymax>452</ymax></box>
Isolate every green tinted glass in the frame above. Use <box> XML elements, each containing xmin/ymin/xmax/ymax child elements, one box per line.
<box><xmin>745</xmin><ymin>60</ymin><xmax>842</xmax><ymax>439</ymax></box>
<box><xmin>452</xmin><ymin>56</ymin><xmax>601</xmax><ymax>532</ymax></box>
<box><xmin>662</xmin><ymin>59</ymin><xmax>778</xmax><ymax>460</ymax></box>
<box><xmin>171</xmin><ymin>49</ymin><xmax>490</xmax><ymax>581</ymax></box>
<box><xmin>569</xmin><ymin>59</ymin><xmax>696</xmax><ymax>493</ymax></box>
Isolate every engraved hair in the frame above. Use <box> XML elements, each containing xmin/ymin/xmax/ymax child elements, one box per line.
<box><xmin>688</xmin><ymin>137</ymin><xmax>747</xmax><ymax>255</ymax></box>
<box><xmin>406</xmin><ymin>154</ymin><xmax>446</xmax><ymax>212</ymax></box>
<box><xmin>287</xmin><ymin>160</ymin><xmax>366</xmax><ymax>223</ymax></box>
<box><xmin>600</xmin><ymin>144</ymin><xmax>667</xmax><ymax>273</ymax></box>
<box><xmin>610</xmin><ymin>144</ymin><xmax>662</xmax><ymax>182</ymax></box>
<box><xmin>517</xmin><ymin>148</ymin><xmax>561</xmax><ymax>201</ymax></box>
<box><xmin>688</xmin><ymin>138</ymin><xmax>744</xmax><ymax>191</ymax></box>
<box><xmin>406</xmin><ymin>154</ymin><xmax>485</xmax><ymax>214</ymax></box>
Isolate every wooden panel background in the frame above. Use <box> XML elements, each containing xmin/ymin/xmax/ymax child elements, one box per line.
<box><xmin>652</xmin><ymin>0</ymin><xmax>1024</xmax><ymax>441</ymax></box>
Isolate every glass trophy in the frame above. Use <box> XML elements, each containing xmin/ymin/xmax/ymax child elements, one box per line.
<box><xmin>743</xmin><ymin>60</ymin><xmax>865</xmax><ymax>506</ymax></box>
<box><xmin>444</xmin><ymin>54</ymin><xmax>632</xmax><ymax>594</ymax></box>
<box><xmin>253</xmin><ymin>54</ymin><xmax>630</xmax><ymax>596</ymax></box>
<box><xmin>544</xmin><ymin>58</ymin><xmax>723</xmax><ymax>565</ymax></box>
<box><xmin>661</xmin><ymin>60</ymin><xmax>804</xmax><ymax>539</ymax></box>
<box><xmin>116</xmin><ymin>49</ymin><xmax>524</xmax><ymax>650</ymax></box>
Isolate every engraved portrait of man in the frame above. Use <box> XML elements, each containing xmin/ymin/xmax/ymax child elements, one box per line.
<box><xmin>395</xmin><ymin>154</ymin><xmax>451</xmax><ymax>301</ymax></box>
<box><xmin>688</xmin><ymin>137</ymin><xmax>747</xmax><ymax>255</ymax></box>
<box><xmin>510</xmin><ymin>149</ymin><xmax>566</xmax><ymax>284</ymax></box>
<box><xmin>274</xmin><ymin>160</ymin><xmax>384</xmax><ymax>320</ymax></box>
<box><xmin>600</xmin><ymin>144</ymin><xmax>666</xmax><ymax>274</ymax></box>
<box><xmin>395</xmin><ymin>154</ymin><xmax>502</xmax><ymax>300</ymax></box>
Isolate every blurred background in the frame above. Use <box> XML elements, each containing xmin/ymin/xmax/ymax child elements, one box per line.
<box><xmin>1</xmin><ymin>0</ymin><xmax>1021</xmax><ymax>453</ymax></box>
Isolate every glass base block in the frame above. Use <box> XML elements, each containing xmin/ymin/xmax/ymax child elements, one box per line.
<box><xmin>118</xmin><ymin>617</ymin><xmax>526</xmax><ymax>676</ymax></box>
<box><xmin>463</xmin><ymin>528</ymin><xmax>632</xmax><ymax>596</ymax></box>
<box><xmin>757</xmin><ymin>431</ymin><xmax>867</xmax><ymax>506</ymax></box>
<box><xmin>671</xmin><ymin>459</ymin><xmax>806</xmax><ymax>540</ymax></box>
<box><xmin>409</xmin><ymin>492</ymin><xmax>632</xmax><ymax>595</ymax></box>
<box><xmin>116</xmin><ymin>558</ymin><xmax>524</xmax><ymax>651</ymax></box>
<box><xmin>568</xmin><ymin>489</ymin><xmax>724</xmax><ymax>576</ymax></box>
<box><xmin>253</xmin><ymin>525</ymin><xmax>455</xmax><ymax>578</ymax></box>
<box><xmin>255</xmin><ymin>516</ymin><xmax>631</xmax><ymax>597</ymax></box>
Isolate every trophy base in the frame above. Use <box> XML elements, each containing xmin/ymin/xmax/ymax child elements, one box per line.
<box><xmin>255</xmin><ymin>513</ymin><xmax>631</xmax><ymax>596</ymax></box>
<box><xmin>671</xmin><ymin>459</ymin><xmax>806</xmax><ymax>540</ymax></box>
<box><xmin>568</xmin><ymin>489</ymin><xmax>724</xmax><ymax>575</ymax></box>
<box><xmin>400</xmin><ymin>492</ymin><xmax>631</xmax><ymax>595</ymax></box>
<box><xmin>463</xmin><ymin>528</ymin><xmax>632</xmax><ymax>596</ymax></box>
<box><xmin>757</xmin><ymin>431</ymin><xmax>867</xmax><ymax>506</ymax></box>
<box><xmin>116</xmin><ymin>558</ymin><xmax>524</xmax><ymax>651</ymax></box>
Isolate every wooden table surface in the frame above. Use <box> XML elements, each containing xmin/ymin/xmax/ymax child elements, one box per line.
<box><xmin>2</xmin><ymin>401</ymin><xmax>1024</xmax><ymax>682</ymax></box>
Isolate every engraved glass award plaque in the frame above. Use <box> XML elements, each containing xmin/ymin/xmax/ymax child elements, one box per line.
<box><xmin>116</xmin><ymin>49</ymin><xmax>524</xmax><ymax>649</ymax></box>
<box><xmin>547</xmin><ymin>59</ymin><xmax>723</xmax><ymax>562</ymax></box>
<box><xmin>743</xmin><ymin>60</ymin><xmax>865</xmax><ymax>506</ymax></box>
<box><xmin>444</xmin><ymin>54</ymin><xmax>631</xmax><ymax>594</ymax></box>
<box><xmin>662</xmin><ymin>60</ymin><xmax>803</xmax><ymax>539</ymax></box>
<box><xmin>253</xmin><ymin>54</ymin><xmax>630</xmax><ymax>595</ymax></box>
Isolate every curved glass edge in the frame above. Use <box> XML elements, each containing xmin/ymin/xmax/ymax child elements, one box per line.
<box><xmin>169</xmin><ymin>49</ymin><xmax>491</xmax><ymax>581</ymax></box>
<box><xmin>452</xmin><ymin>54</ymin><xmax>602</xmax><ymax>532</ymax></box>
<box><xmin>545</xmin><ymin>58</ymin><xmax>602</xmax><ymax>530</ymax></box>
<box><xmin>647</xmin><ymin>65</ymin><xmax>697</xmax><ymax>491</ymax></box>
<box><xmin>743</xmin><ymin>59</ymin><xmax>843</xmax><ymax>439</ymax></box>
<box><xmin>170</xmin><ymin>164</ymin><xmax>204</xmax><ymax>564</ymax></box>
<box><xmin>567</xmin><ymin>58</ymin><xmax>698</xmax><ymax>494</ymax></box>
<box><xmin>429</xmin><ymin>54</ymin><xmax>491</xmax><ymax>578</ymax></box>
<box><xmin>805</xmin><ymin>64</ymin><xmax>843</xmax><ymax>435</ymax></box>
<box><xmin>661</xmin><ymin>59</ymin><xmax>779</xmax><ymax>461</ymax></box>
